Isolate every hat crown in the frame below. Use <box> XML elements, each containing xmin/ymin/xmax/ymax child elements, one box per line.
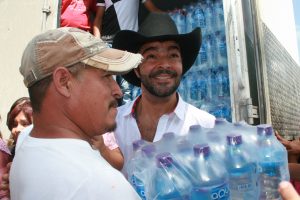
<box><xmin>138</xmin><ymin>13</ymin><xmax>179</xmax><ymax>37</ymax></box>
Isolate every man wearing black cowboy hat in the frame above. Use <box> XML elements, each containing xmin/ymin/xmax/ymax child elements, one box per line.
<box><xmin>106</xmin><ymin>13</ymin><xmax>216</xmax><ymax>170</ymax></box>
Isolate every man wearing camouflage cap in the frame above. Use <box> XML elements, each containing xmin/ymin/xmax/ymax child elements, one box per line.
<box><xmin>10</xmin><ymin>27</ymin><xmax>142</xmax><ymax>200</ymax></box>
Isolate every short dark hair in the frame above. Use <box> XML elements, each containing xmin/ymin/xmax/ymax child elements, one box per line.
<box><xmin>28</xmin><ymin>63</ymin><xmax>85</xmax><ymax>113</ymax></box>
<box><xmin>7</xmin><ymin>97</ymin><xmax>33</xmax><ymax>130</ymax></box>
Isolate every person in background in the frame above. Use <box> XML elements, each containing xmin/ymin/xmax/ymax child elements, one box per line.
<box><xmin>91</xmin><ymin>132</ymin><xmax>124</xmax><ymax>170</ymax></box>
<box><xmin>0</xmin><ymin>116</ymin><xmax>11</xmax><ymax>200</ymax></box>
<box><xmin>276</xmin><ymin>131</ymin><xmax>300</xmax><ymax>163</ymax></box>
<box><xmin>9</xmin><ymin>27</ymin><xmax>142</xmax><ymax>200</ymax></box>
<box><xmin>92</xmin><ymin>0</ymin><xmax>141</xmax><ymax>41</ymax></box>
<box><xmin>60</xmin><ymin>0</ymin><xmax>103</xmax><ymax>37</ymax></box>
<box><xmin>111</xmin><ymin>13</ymin><xmax>215</xmax><ymax>169</ymax></box>
<box><xmin>276</xmin><ymin>131</ymin><xmax>300</xmax><ymax>192</ymax></box>
<box><xmin>6</xmin><ymin>98</ymin><xmax>32</xmax><ymax>144</ymax></box>
<box><xmin>6</xmin><ymin>97</ymin><xmax>33</xmax><ymax>158</ymax></box>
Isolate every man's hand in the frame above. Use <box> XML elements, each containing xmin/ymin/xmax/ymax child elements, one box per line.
<box><xmin>275</xmin><ymin>131</ymin><xmax>300</xmax><ymax>155</ymax></box>
<box><xmin>279</xmin><ymin>181</ymin><xmax>300</xmax><ymax>200</ymax></box>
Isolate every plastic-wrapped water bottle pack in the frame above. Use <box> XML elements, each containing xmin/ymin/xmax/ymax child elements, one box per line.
<box><xmin>125</xmin><ymin>118</ymin><xmax>290</xmax><ymax>200</ymax></box>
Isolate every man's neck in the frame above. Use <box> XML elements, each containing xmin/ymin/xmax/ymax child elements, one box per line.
<box><xmin>135</xmin><ymin>91</ymin><xmax>178</xmax><ymax>142</ymax></box>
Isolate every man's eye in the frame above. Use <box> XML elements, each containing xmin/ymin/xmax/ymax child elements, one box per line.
<box><xmin>170</xmin><ymin>53</ymin><xmax>180</xmax><ymax>58</ymax></box>
<box><xmin>145</xmin><ymin>54</ymin><xmax>156</xmax><ymax>60</ymax></box>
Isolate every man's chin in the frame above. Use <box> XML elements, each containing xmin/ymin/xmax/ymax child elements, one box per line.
<box><xmin>104</xmin><ymin>123</ymin><xmax>117</xmax><ymax>133</ymax></box>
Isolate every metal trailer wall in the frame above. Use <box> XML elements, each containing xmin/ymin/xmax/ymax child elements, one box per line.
<box><xmin>0</xmin><ymin>0</ymin><xmax>59</xmax><ymax>139</ymax></box>
<box><xmin>261</xmin><ymin>23</ymin><xmax>300</xmax><ymax>140</ymax></box>
<box><xmin>252</xmin><ymin>0</ymin><xmax>300</xmax><ymax>139</ymax></box>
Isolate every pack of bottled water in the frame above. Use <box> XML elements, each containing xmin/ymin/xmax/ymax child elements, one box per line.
<box><xmin>125</xmin><ymin>118</ymin><xmax>290</xmax><ymax>200</ymax></box>
<box><xmin>169</xmin><ymin>0</ymin><xmax>231</xmax><ymax>122</ymax></box>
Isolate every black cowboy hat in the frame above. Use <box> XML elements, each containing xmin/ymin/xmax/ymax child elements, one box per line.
<box><xmin>112</xmin><ymin>13</ymin><xmax>201</xmax><ymax>87</ymax></box>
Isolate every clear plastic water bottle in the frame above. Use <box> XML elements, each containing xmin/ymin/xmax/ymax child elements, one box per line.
<box><xmin>185</xmin><ymin>4</ymin><xmax>195</xmax><ymax>33</ymax></box>
<box><xmin>127</xmin><ymin>140</ymin><xmax>151</xmax><ymax>199</ymax></box>
<box><xmin>204</xmin><ymin>1</ymin><xmax>215</xmax><ymax>35</ymax></box>
<box><xmin>174</xmin><ymin>139</ymin><xmax>195</xmax><ymax>179</ymax></box>
<box><xmin>132</xmin><ymin>139</ymin><xmax>148</xmax><ymax>153</ymax></box>
<box><xmin>198</xmin><ymin>70</ymin><xmax>208</xmax><ymax>102</ymax></box>
<box><xmin>213</xmin><ymin>0</ymin><xmax>225</xmax><ymax>31</ymax></box>
<box><xmin>186</xmin><ymin>124</ymin><xmax>206</xmax><ymax>145</ymax></box>
<box><xmin>256</xmin><ymin>125</ymin><xmax>290</xmax><ymax>200</ymax></box>
<box><xmin>131</xmin><ymin>85</ymin><xmax>141</xmax><ymax>100</ymax></box>
<box><xmin>210</xmin><ymin>68</ymin><xmax>218</xmax><ymax>99</ymax></box>
<box><xmin>156</xmin><ymin>132</ymin><xmax>177</xmax><ymax>153</ymax></box>
<box><xmin>129</xmin><ymin>144</ymin><xmax>157</xmax><ymax>200</ymax></box>
<box><xmin>190</xmin><ymin>72</ymin><xmax>199</xmax><ymax>102</ymax></box>
<box><xmin>215</xmin><ymin>31</ymin><xmax>227</xmax><ymax>66</ymax></box>
<box><xmin>174</xmin><ymin>10</ymin><xmax>186</xmax><ymax>34</ymax></box>
<box><xmin>190</xmin><ymin>144</ymin><xmax>230</xmax><ymax>200</ymax></box>
<box><xmin>197</xmin><ymin>43</ymin><xmax>208</xmax><ymax>70</ymax></box>
<box><xmin>178</xmin><ymin>75</ymin><xmax>188</xmax><ymax>101</ymax></box>
<box><xmin>220</xmin><ymin>66</ymin><xmax>230</xmax><ymax>97</ymax></box>
<box><xmin>225</xmin><ymin>134</ymin><xmax>257</xmax><ymax>200</ymax></box>
<box><xmin>215</xmin><ymin>66</ymin><xmax>230</xmax><ymax>98</ymax></box>
<box><xmin>214</xmin><ymin>118</ymin><xmax>232</xmax><ymax>133</ymax></box>
<box><xmin>192</xmin><ymin>3</ymin><xmax>206</xmax><ymax>35</ymax></box>
<box><xmin>204</xmin><ymin>35</ymin><xmax>215</xmax><ymax>68</ymax></box>
<box><xmin>206</xmin><ymin>130</ymin><xmax>227</xmax><ymax>160</ymax></box>
<box><xmin>148</xmin><ymin>152</ymin><xmax>191</xmax><ymax>200</ymax></box>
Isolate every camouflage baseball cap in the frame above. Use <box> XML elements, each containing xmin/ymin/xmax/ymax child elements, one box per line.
<box><xmin>20</xmin><ymin>27</ymin><xmax>143</xmax><ymax>87</ymax></box>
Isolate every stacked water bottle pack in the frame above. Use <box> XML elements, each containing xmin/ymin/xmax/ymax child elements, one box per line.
<box><xmin>169</xmin><ymin>0</ymin><xmax>231</xmax><ymax>121</ymax></box>
<box><xmin>126</xmin><ymin>119</ymin><xmax>290</xmax><ymax>200</ymax></box>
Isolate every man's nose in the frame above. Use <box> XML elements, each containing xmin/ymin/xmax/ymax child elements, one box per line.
<box><xmin>111</xmin><ymin>80</ymin><xmax>123</xmax><ymax>100</ymax></box>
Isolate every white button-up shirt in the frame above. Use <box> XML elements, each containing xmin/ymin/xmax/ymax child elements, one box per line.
<box><xmin>114</xmin><ymin>94</ymin><xmax>216</xmax><ymax>168</ymax></box>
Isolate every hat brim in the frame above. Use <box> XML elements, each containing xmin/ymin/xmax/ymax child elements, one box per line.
<box><xmin>112</xmin><ymin>28</ymin><xmax>201</xmax><ymax>86</ymax></box>
<box><xmin>81</xmin><ymin>48</ymin><xmax>143</xmax><ymax>75</ymax></box>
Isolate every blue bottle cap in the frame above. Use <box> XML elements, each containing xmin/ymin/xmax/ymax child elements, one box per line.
<box><xmin>141</xmin><ymin>144</ymin><xmax>156</xmax><ymax>158</ymax></box>
<box><xmin>162</xmin><ymin>132</ymin><xmax>175</xmax><ymax>140</ymax></box>
<box><xmin>156</xmin><ymin>152</ymin><xmax>173</xmax><ymax>168</ymax></box>
<box><xmin>215</xmin><ymin>118</ymin><xmax>229</xmax><ymax>125</ymax></box>
<box><xmin>226</xmin><ymin>134</ymin><xmax>242</xmax><ymax>145</ymax></box>
<box><xmin>176</xmin><ymin>139</ymin><xmax>192</xmax><ymax>152</ymax></box>
<box><xmin>257</xmin><ymin>124</ymin><xmax>274</xmax><ymax>136</ymax></box>
<box><xmin>189</xmin><ymin>124</ymin><xmax>202</xmax><ymax>131</ymax></box>
<box><xmin>193</xmin><ymin>144</ymin><xmax>210</xmax><ymax>157</ymax></box>
<box><xmin>132</xmin><ymin>139</ymin><xmax>146</xmax><ymax>151</ymax></box>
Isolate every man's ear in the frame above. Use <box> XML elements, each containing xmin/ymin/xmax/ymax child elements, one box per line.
<box><xmin>52</xmin><ymin>67</ymin><xmax>72</xmax><ymax>97</ymax></box>
<box><xmin>134</xmin><ymin>68</ymin><xmax>140</xmax><ymax>78</ymax></box>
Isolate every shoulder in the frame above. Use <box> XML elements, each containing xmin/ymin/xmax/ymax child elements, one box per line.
<box><xmin>185</xmin><ymin>103</ymin><xmax>216</xmax><ymax>128</ymax></box>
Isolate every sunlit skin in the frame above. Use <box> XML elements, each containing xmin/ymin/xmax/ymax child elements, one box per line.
<box><xmin>11</xmin><ymin>111</ymin><xmax>31</xmax><ymax>141</ymax></box>
<box><xmin>132</xmin><ymin>40</ymin><xmax>183</xmax><ymax>142</ymax></box>
<box><xmin>135</xmin><ymin>40</ymin><xmax>183</xmax><ymax>98</ymax></box>
<box><xmin>69</xmin><ymin>68</ymin><xmax>123</xmax><ymax>137</ymax></box>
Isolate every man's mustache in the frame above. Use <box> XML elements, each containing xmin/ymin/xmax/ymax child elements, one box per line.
<box><xmin>109</xmin><ymin>100</ymin><xmax>118</xmax><ymax>108</ymax></box>
<box><xmin>149</xmin><ymin>69</ymin><xmax>178</xmax><ymax>78</ymax></box>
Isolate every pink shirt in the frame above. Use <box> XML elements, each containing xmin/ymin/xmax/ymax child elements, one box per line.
<box><xmin>60</xmin><ymin>0</ymin><xmax>97</xmax><ymax>31</ymax></box>
<box><xmin>102</xmin><ymin>132</ymin><xmax>119</xmax><ymax>150</ymax></box>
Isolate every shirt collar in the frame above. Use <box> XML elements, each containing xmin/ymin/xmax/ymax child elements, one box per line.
<box><xmin>120</xmin><ymin>93</ymin><xmax>186</xmax><ymax>121</ymax></box>
<box><xmin>120</xmin><ymin>96</ymin><xmax>141</xmax><ymax>117</ymax></box>
<box><xmin>173</xmin><ymin>94</ymin><xmax>186</xmax><ymax>121</ymax></box>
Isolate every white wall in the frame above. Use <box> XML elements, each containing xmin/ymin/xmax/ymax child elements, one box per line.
<box><xmin>258</xmin><ymin>0</ymin><xmax>299</xmax><ymax>64</ymax></box>
<box><xmin>0</xmin><ymin>0</ymin><xmax>59</xmax><ymax>139</ymax></box>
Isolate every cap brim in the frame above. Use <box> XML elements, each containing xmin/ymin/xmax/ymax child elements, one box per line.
<box><xmin>81</xmin><ymin>48</ymin><xmax>143</xmax><ymax>75</ymax></box>
<box><xmin>113</xmin><ymin>28</ymin><xmax>201</xmax><ymax>86</ymax></box>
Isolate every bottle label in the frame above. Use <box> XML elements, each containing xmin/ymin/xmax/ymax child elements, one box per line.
<box><xmin>210</xmin><ymin>183</ymin><xmax>230</xmax><ymax>200</ymax></box>
<box><xmin>131</xmin><ymin>175</ymin><xmax>146</xmax><ymax>200</ymax></box>
<box><xmin>191</xmin><ymin>182</ymin><xmax>230</xmax><ymax>200</ymax></box>
<box><xmin>229</xmin><ymin>173</ymin><xmax>253</xmax><ymax>191</ymax></box>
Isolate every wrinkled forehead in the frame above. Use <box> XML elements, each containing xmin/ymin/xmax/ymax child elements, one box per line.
<box><xmin>139</xmin><ymin>40</ymin><xmax>180</xmax><ymax>55</ymax></box>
